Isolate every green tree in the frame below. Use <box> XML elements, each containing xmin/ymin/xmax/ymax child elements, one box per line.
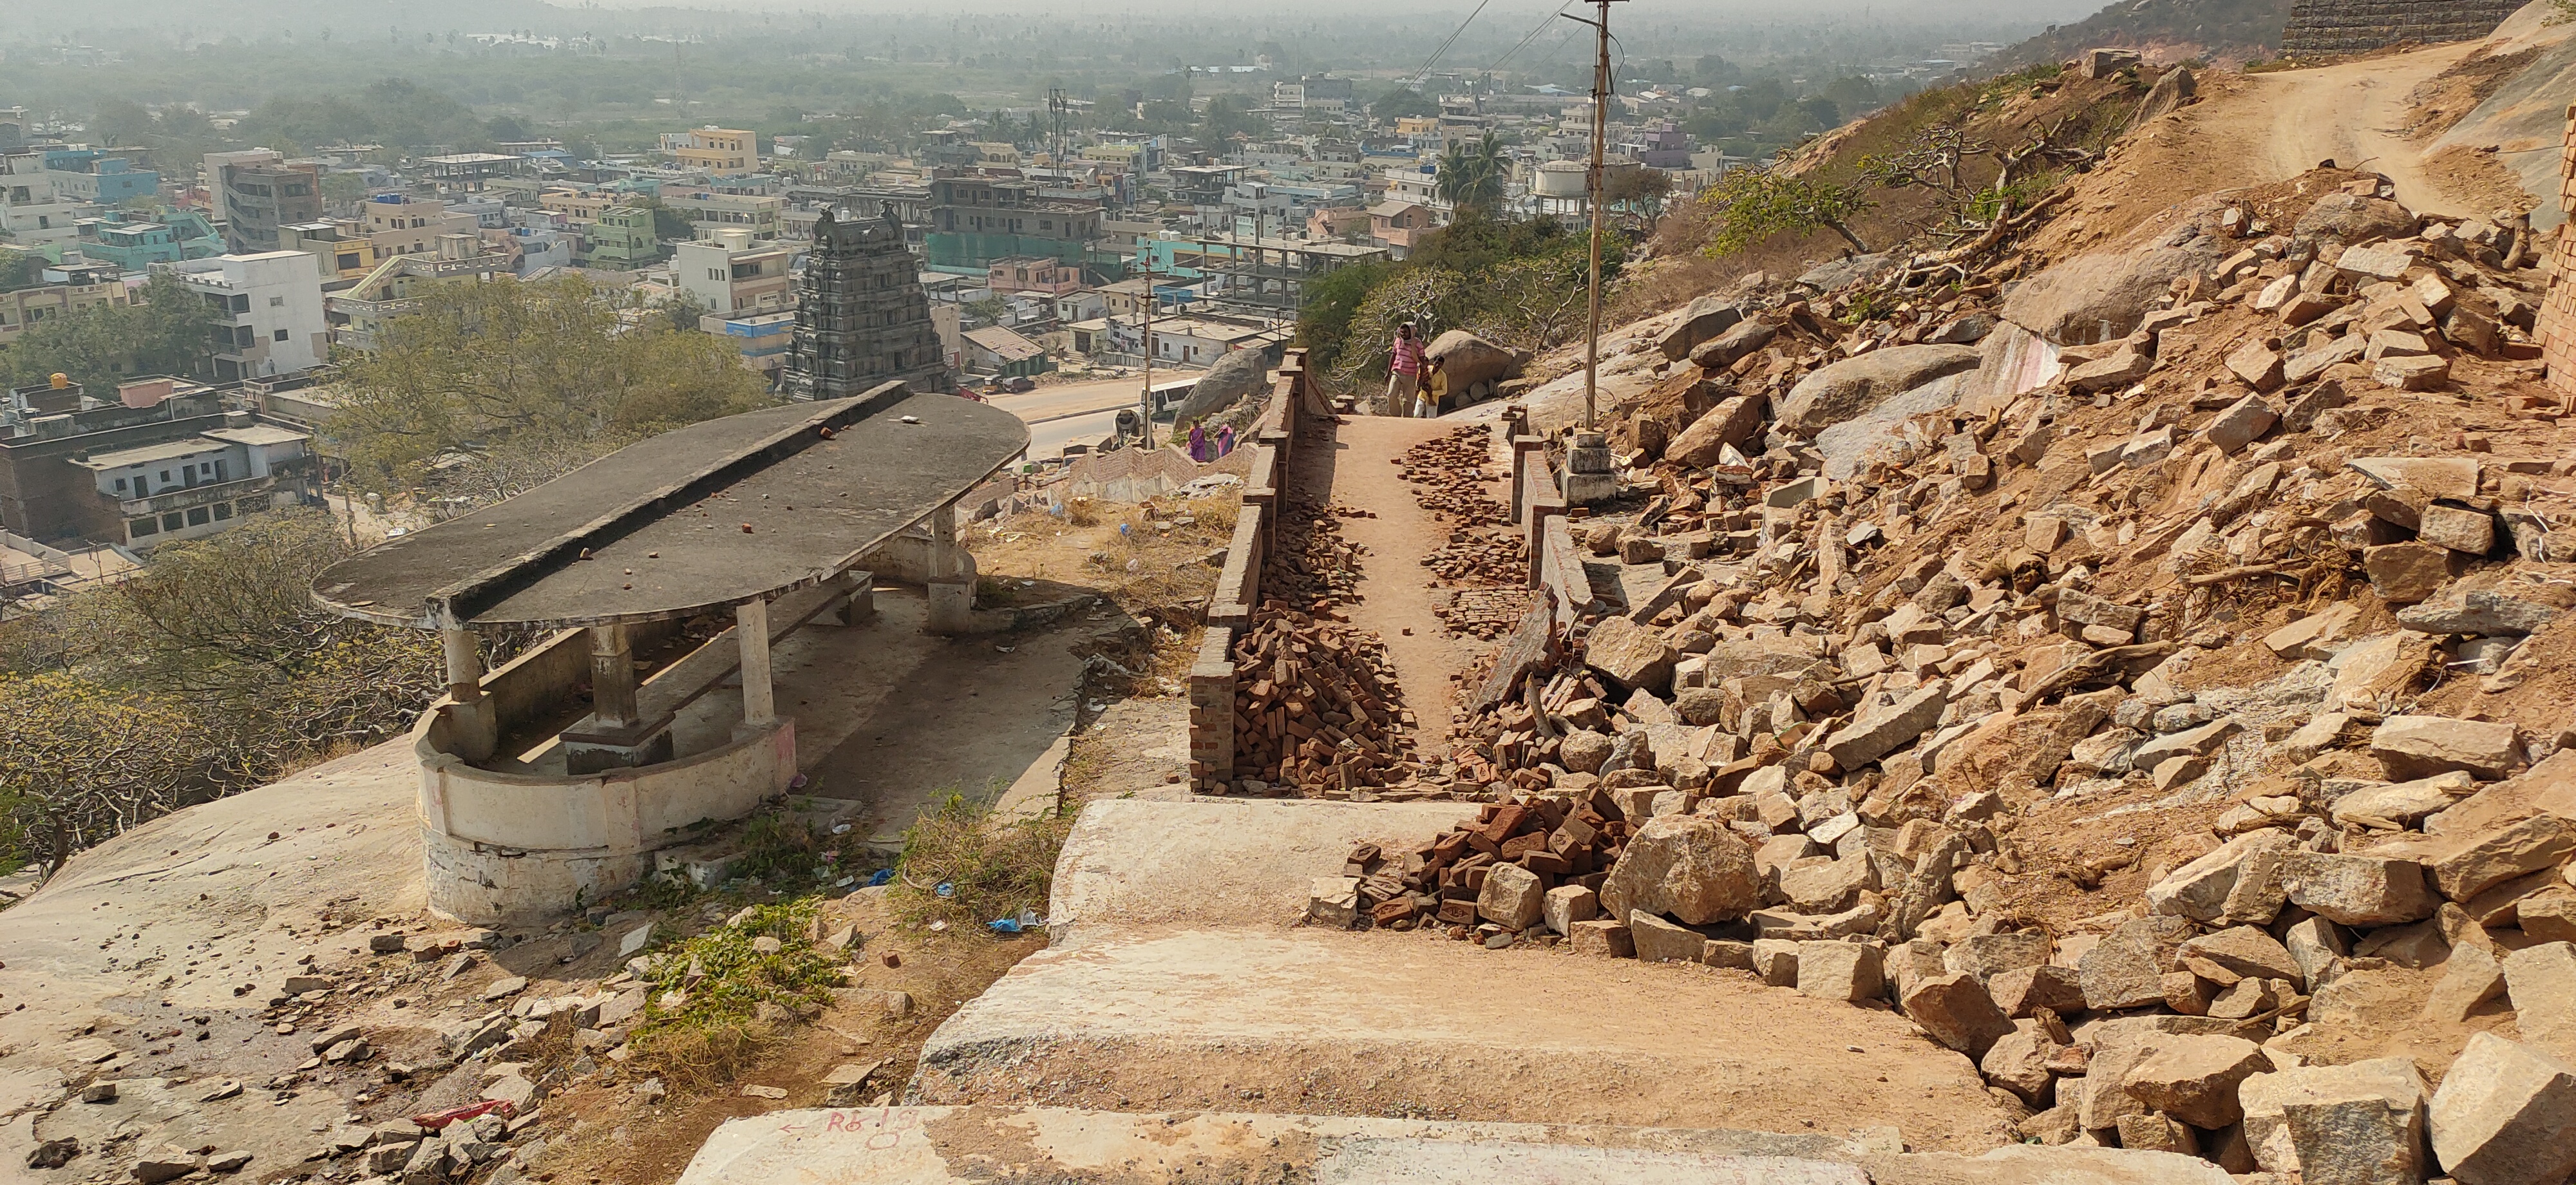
<box><xmin>1370</xmin><ymin>86</ymin><xmax>1440</xmax><ymax>122</ymax></box>
<box><xmin>1200</xmin><ymin>94</ymin><xmax>1264</xmax><ymax>142</ymax></box>
<box><xmin>1435</xmin><ymin>133</ymin><xmax>1509</xmax><ymax>215</ymax></box>
<box><xmin>639</xmin><ymin>196</ymin><xmax>694</xmax><ymax>242</ymax></box>
<box><xmin>328</xmin><ymin>274</ymin><xmax>771</xmax><ymax>500</ymax></box>
<box><xmin>1</xmin><ymin>273</ymin><xmax>226</xmax><ymax>391</ymax></box>
<box><xmin>1696</xmin><ymin>166</ymin><xmax>1874</xmax><ymax>256</ymax></box>
<box><xmin>0</xmin><ymin>251</ymin><xmax>43</xmax><ymax>292</ymax></box>
<box><xmin>1291</xmin><ymin>260</ymin><xmax>1390</xmax><ymax>377</ymax></box>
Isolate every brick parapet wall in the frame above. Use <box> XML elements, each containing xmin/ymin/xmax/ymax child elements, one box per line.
<box><xmin>2543</xmin><ymin>104</ymin><xmax>2576</xmax><ymax>401</ymax></box>
<box><xmin>2281</xmin><ymin>0</ymin><xmax>2521</xmax><ymax>57</ymax></box>
<box><xmin>1187</xmin><ymin>627</ymin><xmax>1236</xmax><ymax>791</ymax></box>
<box><xmin>1188</xmin><ymin>350</ymin><xmax>1312</xmax><ymax>792</ymax></box>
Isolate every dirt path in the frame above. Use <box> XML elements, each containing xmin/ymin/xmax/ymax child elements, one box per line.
<box><xmin>2040</xmin><ymin>43</ymin><xmax>2494</xmax><ymax>255</ymax></box>
<box><xmin>1298</xmin><ymin>415</ymin><xmax>1510</xmax><ymax>748</ymax></box>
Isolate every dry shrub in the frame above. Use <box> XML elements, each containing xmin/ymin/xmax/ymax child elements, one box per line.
<box><xmin>893</xmin><ymin>793</ymin><xmax>1071</xmax><ymax>932</ymax></box>
<box><xmin>634</xmin><ymin>1017</ymin><xmax>778</xmax><ymax>1095</ymax></box>
<box><xmin>1065</xmin><ymin>498</ymin><xmax>1103</xmax><ymax>527</ymax></box>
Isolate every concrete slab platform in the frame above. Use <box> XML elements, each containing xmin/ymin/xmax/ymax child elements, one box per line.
<box><xmin>674</xmin><ymin>1105</ymin><xmax>1877</xmax><ymax>1185</ymax></box>
<box><xmin>910</xmin><ymin>927</ymin><xmax>2018</xmax><ymax>1152</ymax></box>
<box><xmin>676</xmin><ymin>1106</ymin><xmax>2233</xmax><ymax>1185</ymax></box>
<box><xmin>1047</xmin><ymin>799</ymin><xmax>1479</xmax><ymax>943</ymax></box>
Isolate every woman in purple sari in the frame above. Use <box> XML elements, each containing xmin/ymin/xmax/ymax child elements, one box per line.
<box><xmin>1186</xmin><ymin>421</ymin><xmax>1209</xmax><ymax>461</ymax></box>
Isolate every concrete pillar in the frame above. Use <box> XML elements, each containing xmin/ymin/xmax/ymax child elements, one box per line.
<box><xmin>589</xmin><ymin>624</ymin><xmax>639</xmax><ymax>726</ymax></box>
<box><xmin>736</xmin><ymin>598</ymin><xmax>776</xmax><ymax>728</ymax></box>
<box><xmin>440</xmin><ymin>627</ymin><xmax>497</xmax><ymax>764</ymax></box>
<box><xmin>926</xmin><ymin>500</ymin><xmax>977</xmax><ymax>634</ymax></box>
<box><xmin>442</xmin><ymin>628</ymin><xmax>484</xmax><ymax>701</ymax></box>
<box><xmin>835</xmin><ymin>568</ymin><xmax>878</xmax><ymax>625</ymax></box>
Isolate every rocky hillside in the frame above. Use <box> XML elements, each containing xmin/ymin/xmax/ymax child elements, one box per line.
<box><xmin>1405</xmin><ymin>153</ymin><xmax>2576</xmax><ymax>1178</ymax></box>
<box><xmin>1985</xmin><ymin>0</ymin><xmax>2296</xmax><ymax>71</ymax></box>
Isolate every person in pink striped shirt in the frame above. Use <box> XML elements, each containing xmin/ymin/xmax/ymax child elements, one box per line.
<box><xmin>1385</xmin><ymin>322</ymin><xmax>1423</xmax><ymax>417</ymax></box>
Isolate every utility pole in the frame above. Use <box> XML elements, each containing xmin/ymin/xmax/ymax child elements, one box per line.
<box><xmin>1563</xmin><ymin>0</ymin><xmax>1624</xmax><ymax>433</ymax></box>
<box><xmin>1139</xmin><ymin>261</ymin><xmax>1159</xmax><ymax>450</ymax></box>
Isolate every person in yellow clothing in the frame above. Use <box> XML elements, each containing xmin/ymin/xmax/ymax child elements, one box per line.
<box><xmin>1417</xmin><ymin>354</ymin><xmax>1445</xmax><ymax>419</ymax></box>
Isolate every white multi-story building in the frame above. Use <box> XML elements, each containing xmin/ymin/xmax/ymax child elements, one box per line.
<box><xmin>173</xmin><ymin>252</ymin><xmax>330</xmax><ymax>380</ymax></box>
<box><xmin>1</xmin><ymin>149</ymin><xmax>91</xmax><ymax>249</ymax></box>
<box><xmin>673</xmin><ymin>229</ymin><xmax>795</xmax><ymax>318</ymax></box>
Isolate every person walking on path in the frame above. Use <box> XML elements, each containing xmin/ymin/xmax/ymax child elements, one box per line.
<box><xmin>1416</xmin><ymin>355</ymin><xmax>1444</xmax><ymax>419</ymax></box>
<box><xmin>1186</xmin><ymin>420</ymin><xmax>1209</xmax><ymax>462</ymax></box>
<box><xmin>1385</xmin><ymin>322</ymin><xmax>1424</xmax><ymax>417</ymax></box>
<box><xmin>1217</xmin><ymin>423</ymin><xmax>1236</xmax><ymax>457</ymax></box>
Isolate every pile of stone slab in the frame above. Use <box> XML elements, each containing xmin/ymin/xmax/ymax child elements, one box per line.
<box><xmin>1374</xmin><ymin>171</ymin><xmax>2576</xmax><ymax>1180</ymax></box>
<box><xmin>1229</xmin><ymin>609</ymin><xmax>1416</xmax><ymax>795</ymax></box>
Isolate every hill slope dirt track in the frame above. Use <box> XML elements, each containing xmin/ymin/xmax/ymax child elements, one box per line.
<box><xmin>2043</xmin><ymin>42</ymin><xmax>2485</xmax><ymax>259</ymax></box>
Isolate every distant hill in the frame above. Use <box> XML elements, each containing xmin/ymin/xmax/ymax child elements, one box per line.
<box><xmin>1982</xmin><ymin>0</ymin><xmax>2296</xmax><ymax>73</ymax></box>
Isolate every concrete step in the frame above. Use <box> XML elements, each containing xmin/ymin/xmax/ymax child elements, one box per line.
<box><xmin>676</xmin><ymin>1105</ymin><xmax>2233</xmax><ymax>1185</ymax></box>
<box><xmin>1046</xmin><ymin>798</ymin><xmax>1478</xmax><ymax>942</ymax></box>
<box><xmin>909</xmin><ymin>925</ymin><xmax>2018</xmax><ymax>1153</ymax></box>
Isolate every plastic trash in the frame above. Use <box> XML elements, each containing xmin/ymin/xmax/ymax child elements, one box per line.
<box><xmin>831</xmin><ymin>822</ymin><xmax>851</xmax><ymax>834</ymax></box>
<box><xmin>835</xmin><ymin>876</ymin><xmax>855</xmax><ymax>889</ymax></box>
<box><xmin>934</xmin><ymin>881</ymin><xmax>955</xmax><ymax>898</ymax></box>
<box><xmin>987</xmin><ymin>916</ymin><xmax>1023</xmax><ymax>934</ymax></box>
<box><xmin>867</xmin><ymin>869</ymin><xmax>893</xmax><ymax>887</ymax></box>
<box><xmin>788</xmin><ymin>773</ymin><xmax>808</xmax><ymax>790</ymax></box>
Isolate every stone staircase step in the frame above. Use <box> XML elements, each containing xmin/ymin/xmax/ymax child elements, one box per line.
<box><xmin>1048</xmin><ymin>798</ymin><xmax>1479</xmax><ymax>942</ymax></box>
<box><xmin>909</xmin><ymin>925</ymin><xmax>2017</xmax><ymax>1152</ymax></box>
<box><xmin>677</xmin><ymin>1105</ymin><xmax>2233</xmax><ymax>1185</ymax></box>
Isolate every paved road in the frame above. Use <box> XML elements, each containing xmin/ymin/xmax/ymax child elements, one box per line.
<box><xmin>991</xmin><ymin>374</ymin><xmax>1199</xmax><ymax>460</ymax></box>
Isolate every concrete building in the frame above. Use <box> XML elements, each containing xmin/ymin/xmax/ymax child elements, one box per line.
<box><xmin>173</xmin><ymin>252</ymin><xmax>330</xmax><ymax>381</ymax></box>
<box><xmin>78</xmin><ymin>210</ymin><xmax>223</xmax><ymax>270</ymax></box>
<box><xmin>43</xmin><ymin>151</ymin><xmax>159</xmax><ymax>205</ymax></box>
<box><xmin>703</xmin><ymin>310</ymin><xmax>797</xmax><ymax>382</ymax></box>
<box><xmin>925</xmin><ymin>177</ymin><xmax>1105</xmax><ymax>274</ymax></box>
<box><xmin>276</xmin><ymin>221</ymin><xmax>388</xmax><ymax>284</ymax></box>
<box><xmin>0</xmin><ymin>260</ymin><xmax>129</xmax><ymax>348</ymax></box>
<box><xmin>0</xmin><ymin>377</ymin><xmax>312</xmax><ymax>548</ymax></box>
<box><xmin>667</xmin><ymin>127</ymin><xmax>757</xmax><ymax>175</ymax></box>
<box><xmin>960</xmin><ymin>325</ymin><xmax>1051</xmax><ymax>379</ymax></box>
<box><xmin>359</xmin><ymin>195</ymin><xmax>479</xmax><ymax>258</ymax></box>
<box><xmin>674</xmin><ymin>229</ymin><xmax>797</xmax><ymax>318</ymax></box>
<box><xmin>1369</xmin><ymin>200</ymin><xmax>1436</xmax><ymax>255</ymax></box>
<box><xmin>580</xmin><ymin>205</ymin><xmax>665</xmax><ymax>269</ymax></box>
<box><xmin>664</xmin><ymin>189</ymin><xmax>784</xmax><ymax>239</ymax></box>
<box><xmin>987</xmin><ymin>254</ymin><xmax>1084</xmax><ymax>297</ymax></box>
<box><xmin>784</xmin><ymin>202</ymin><xmax>950</xmax><ymax>400</ymax></box>
<box><xmin>1</xmin><ymin>149</ymin><xmax>90</xmax><ymax>250</ymax></box>
<box><xmin>209</xmin><ymin>152</ymin><xmax>323</xmax><ymax>254</ymax></box>
<box><xmin>323</xmin><ymin>235</ymin><xmax>515</xmax><ymax>354</ymax></box>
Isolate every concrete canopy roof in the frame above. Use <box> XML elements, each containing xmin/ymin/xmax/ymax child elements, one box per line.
<box><xmin>310</xmin><ymin>383</ymin><xmax>1028</xmax><ymax>630</ymax></box>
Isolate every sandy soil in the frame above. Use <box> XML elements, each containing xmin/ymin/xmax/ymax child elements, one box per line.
<box><xmin>1298</xmin><ymin>415</ymin><xmax>1515</xmax><ymax>744</ymax></box>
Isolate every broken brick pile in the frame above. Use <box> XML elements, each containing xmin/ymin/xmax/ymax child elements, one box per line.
<box><xmin>1259</xmin><ymin>503</ymin><xmax>1361</xmax><ymax>609</ymax></box>
<box><xmin>1396</xmin><ymin>424</ymin><xmax>1511</xmax><ymax>528</ymax></box>
<box><xmin>1310</xmin><ymin>168</ymin><xmax>2576</xmax><ymax>1182</ymax></box>
<box><xmin>1228</xmin><ymin>609</ymin><xmax>1417</xmax><ymax>795</ymax></box>
<box><xmin>1336</xmin><ymin>792</ymin><xmax>1630</xmax><ymax>934</ymax></box>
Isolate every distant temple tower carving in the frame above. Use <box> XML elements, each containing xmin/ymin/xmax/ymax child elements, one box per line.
<box><xmin>784</xmin><ymin>202</ymin><xmax>950</xmax><ymax>401</ymax></box>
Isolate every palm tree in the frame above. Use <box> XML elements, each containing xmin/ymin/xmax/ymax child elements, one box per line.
<box><xmin>1435</xmin><ymin>133</ymin><xmax>1510</xmax><ymax>215</ymax></box>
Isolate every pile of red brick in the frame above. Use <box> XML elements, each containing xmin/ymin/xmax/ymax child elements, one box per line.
<box><xmin>1229</xmin><ymin>609</ymin><xmax>1416</xmax><ymax>793</ymax></box>
<box><xmin>1261</xmin><ymin>504</ymin><xmax>1363</xmax><ymax>609</ymax></box>
<box><xmin>1419</xmin><ymin>527</ymin><xmax>1525</xmax><ymax>587</ymax></box>
<box><xmin>1397</xmin><ymin>424</ymin><xmax>1509</xmax><ymax>527</ymax></box>
<box><xmin>1354</xmin><ymin>792</ymin><xmax>1628</xmax><ymax>934</ymax></box>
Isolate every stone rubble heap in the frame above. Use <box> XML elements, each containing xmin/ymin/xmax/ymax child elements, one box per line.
<box><xmin>1320</xmin><ymin>171</ymin><xmax>2576</xmax><ymax>1182</ymax></box>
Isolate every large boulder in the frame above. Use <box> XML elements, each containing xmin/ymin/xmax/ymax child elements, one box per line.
<box><xmin>2294</xmin><ymin>193</ymin><xmax>2418</xmax><ymax>246</ymax></box>
<box><xmin>1775</xmin><ymin>345</ymin><xmax>1982</xmax><ymax>437</ymax></box>
<box><xmin>1665</xmin><ymin>393</ymin><xmax>1768</xmax><ymax>468</ymax></box>
<box><xmin>1423</xmin><ymin>330</ymin><xmax>1524</xmax><ymax>393</ymax></box>
<box><xmin>1168</xmin><ymin>346</ymin><xmax>1271</xmax><ymax>424</ymax></box>
<box><xmin>1599</xmin><ymin>815</ymin><xmax>1763</xmax><ymax>927</ymax></box>
<box><xmin>2000</xmin><ymin>206</ymin><xmax>2230</xmax><ymax>346</ymax></box>
<box><xmin>1654</xmin><ymin>296</ymin><xmax>1744</xmax><ymax>361</ymax></box>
